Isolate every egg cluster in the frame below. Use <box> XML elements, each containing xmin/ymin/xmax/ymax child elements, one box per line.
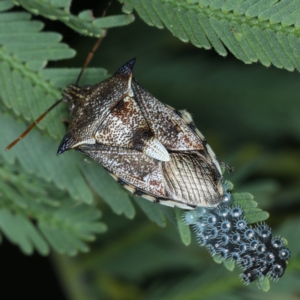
<box><xmin>184</xmin><ymin>189</ymin><xmax>290</xmax><ymax>284</ymax></box>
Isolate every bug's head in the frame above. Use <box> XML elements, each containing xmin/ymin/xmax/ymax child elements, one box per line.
<box><xmin>57</xmin><ymin>58</ymin><xmax>136</xmax><ymax>155</ymax></box>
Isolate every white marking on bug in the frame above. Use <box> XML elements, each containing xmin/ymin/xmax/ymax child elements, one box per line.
<box><xmin>195</xmin><ymin>128</ymin><xmax>205</xmax><ymax>139</ymax></box>
<box><xmin>72</xmin><ymin>138</ymin><xmax>96</xmax><ymax>148</ymax></box>
<box><xmin>180</xmin><ymin>110</ymin><xmax>193</xmax><ymax>124</ymax></box>
<box><xmin>127</xmin><ymin>75</ymin><xmax>134</xmax><ymax>97</ymax></box>
<box><xmin>141</xmin><ymin>194</ymin><xmax>156</xmax><ymax>202</ymax></box>
<box><xmin>143</xmin><ymin>137</ymin><xmax>170</xmax><ymax>161</ymax></box>
<box><xmin>165</xmin><ymin>104</ymin><xmax>175</xmax><ymax>111</ymax></box>
<box><xmin>109</xmin><ymin>173</ymin><xmax>118</xmax><ymax>181</ymax></box>
<box><xmin>160</xmin><ymin>200</ymin><xmax>194</xmax><ymax>210</ymax></box>
<box><xmin>124</xmin><ymin>184</ymin><xmax>135</xmax><ymax>194</ymax></box>
<box><xmin>128</xmin><ymin>88</ymin><xmax>134</xmax><ymax>97</ymax></box>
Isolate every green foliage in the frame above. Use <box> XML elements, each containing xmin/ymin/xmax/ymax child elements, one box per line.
<box><xmin>231</xmin><ymin>192</ymin><xmax>270</xmax><ymax>223</ymax></box>
<box><xmin>0</xmin><ymin>0</ymin><xmax>299</xmax><ymax>299</ymax></box>
<box><xmin>15</xmin><ymin>0</ymin><xmax>134</xmax><ymax>37</ymax></box>
<box><xmin>0</xmin><ymin>158</ymin><xmax>107</xmax><ymax>255</ymax></box>
<box><xmin>121</xmin><ymin>0</ymin><xmax>300</xmax><ymax>71</ymax></box>
<box><xmin>134</xmin><ymin>197</ymin><xmax>167</xmax><ymax>226</ymax></box>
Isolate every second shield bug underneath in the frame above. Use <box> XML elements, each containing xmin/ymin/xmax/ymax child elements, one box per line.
<box><xmin>56</xmin><ymin>58</ymin><xmax>225</xmax><ymax>209</ymax></box>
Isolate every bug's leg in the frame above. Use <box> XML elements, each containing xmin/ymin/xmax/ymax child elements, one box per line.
<box><xmin>220</xmin><ymin>162</ymin><xmax>234</xmax><ymax>173</ymax></box>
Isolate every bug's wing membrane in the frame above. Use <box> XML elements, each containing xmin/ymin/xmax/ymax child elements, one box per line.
<box><xmin>132</xmin><ymin>81</ymin><xmax>204</xmax><ymax>151</ymax></box>
<box><xmin>78</xmin><ymin>144</ymin><xmax>165</xmax><ymax>198</ymax></box>
<box><xmin>78</xmin><ymin>144</ymin><xmax>222</xmax><ymax>207</ymax></box>
<box><xmin>162</xmin><ymin>153</ymin><xmax>223</xmax><ymax>207</ymax></box>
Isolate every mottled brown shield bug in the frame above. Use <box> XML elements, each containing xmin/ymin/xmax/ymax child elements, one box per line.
<box><xmin>56</xmin><ymin>59</ymin><xmax>225</xmax><ymax>209</ymax></box>
<box><xmin>6</xmin><ymin>53</ymin><xmax>226</xmax><ymax>210</ymax></box>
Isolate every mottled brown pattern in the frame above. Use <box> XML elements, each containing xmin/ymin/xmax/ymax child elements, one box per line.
<box><xmin>132</xmin><ymin>80</ymin><xmax>204</xmax><ymax>151</ymax></box>
<box><xmin>78</xmin><ymin>144</ymin><xmax>165</xmax><ymax>197</ymax></box>
<box><xmin>95</xmin><ymin>96</ymin><xmax>154</xmax><ymax>151</ymax></box>
<box><xmin>58</xmin><ymin>59</ymin><xmax>224</xmax><ymax>209</ymax></box>
<box><xmin>61</xmin><ymin>72</ymin><xmax>132</xmax><ymax>147</ymax></box>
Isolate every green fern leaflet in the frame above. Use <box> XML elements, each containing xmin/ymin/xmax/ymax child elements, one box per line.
<box><xmin>122</xmin><ymin>0</ymin><xmax>300</xmax><ymax>71</ymax></box>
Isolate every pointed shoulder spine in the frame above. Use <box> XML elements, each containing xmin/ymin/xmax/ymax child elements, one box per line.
<box><xmin>115</xmin><ymin>58</ymin><xmax>136</xmax><ymax>76</ymax></box>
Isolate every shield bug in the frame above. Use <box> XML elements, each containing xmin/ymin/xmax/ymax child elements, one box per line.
<box><xmin>57</xmin><ymin>58</ymin><xmax>225</xmax><ymax>209</ymax></box>
<box><xmin>6</xmin><ymin>51</ymin><xmax>226</xmax><ymax>210</ymax></box>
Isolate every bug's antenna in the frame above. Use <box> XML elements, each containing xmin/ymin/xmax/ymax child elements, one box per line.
<box><xmin>75</xmin><ymin>31</ymin><xmax>107</xmax><ymax>86</ymax></box>
<box><xmin>75</xmin><ymin>0</ymin><xmax>114</xmax><ymax>86</ymax></box>
<box><xmin>5</xmin><ymin>99</ymin><xmax>63</xmax><ymax>151</ymax></box>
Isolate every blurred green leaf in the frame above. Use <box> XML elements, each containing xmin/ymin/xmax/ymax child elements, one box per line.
<box><xmin>256</xmin><ymin>276</ymin><xmax>270</xmax><ymax>292</ymax></box>
<box><xmin>134</xmin><ymin>197</ymin><xmax>166</xmax><ymax>227</ymax></box>
<box><xmin>223</xmin><ymin>259</ymin><xmax>235</xmax><ymax>272</ymax></box>
<box><xmin>175</xmin><ymin>207</ymin><xmax>191</xmax><ymax>246</ymax></box>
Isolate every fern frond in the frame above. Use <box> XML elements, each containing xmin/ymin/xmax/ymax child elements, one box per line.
<box><xmin>121</xmin><ymin>0</ymin><xmax>300</xmax><ymax>71</ymax></box>
<box><xmin>0</xmin><ymin>9</ymin><xmax>75</xmax><ymax>138</ymax></box>
<box><xmin>14</xmin><ymin>0</ymin><xmax>134</xmax><ymax>37</ymax></box>
<box><xmin>0</xmin><ymin>162</ymin><xmax>106</xmax><ymax>255</ymax></box>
